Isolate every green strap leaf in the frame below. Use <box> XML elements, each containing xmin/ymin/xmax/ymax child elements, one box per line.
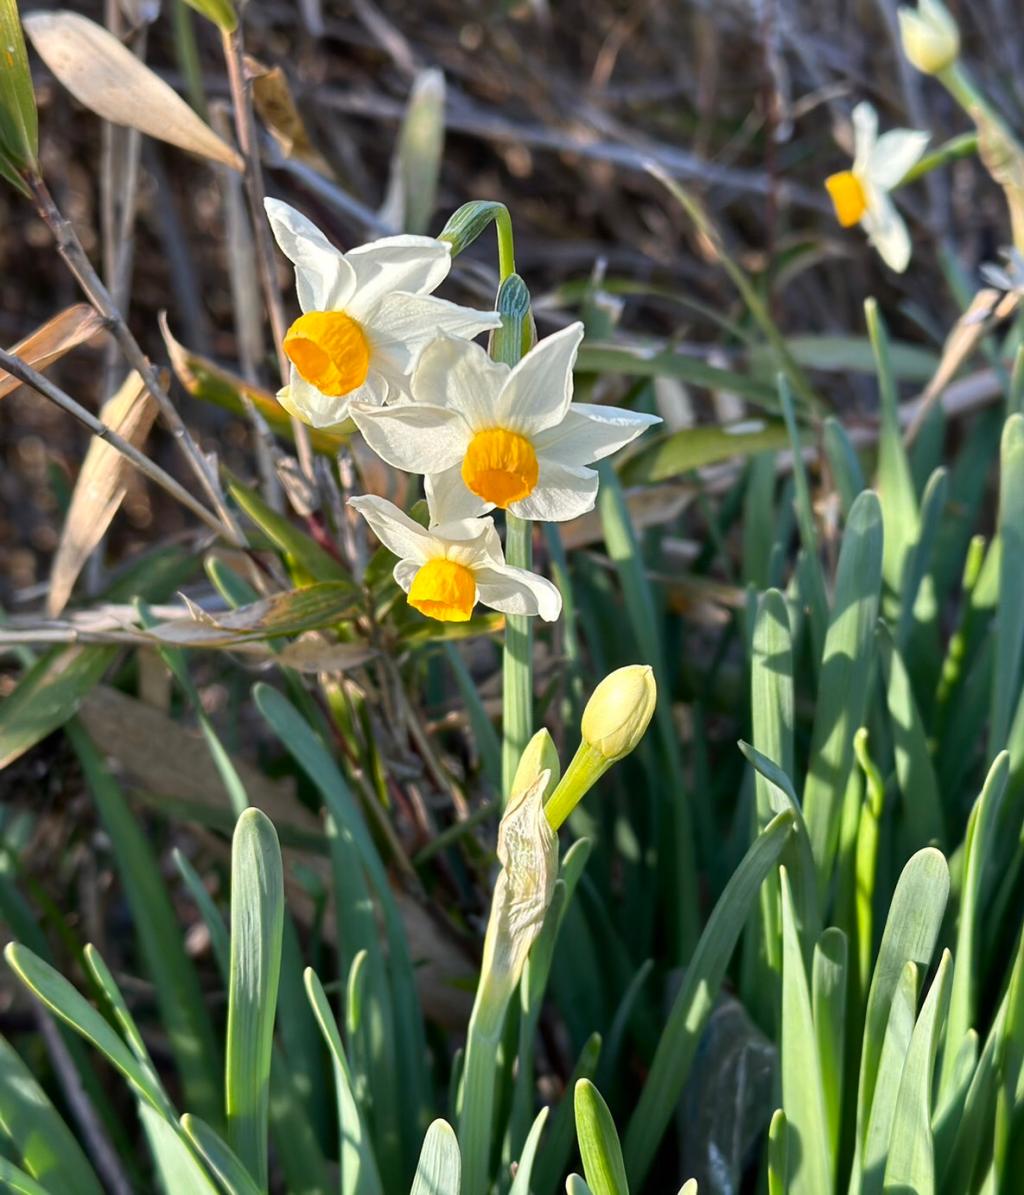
<box><xmin>780</xmin><ymin>869</ymin><xmax>833</xmax><ymax>1195</ymax></box>
<box><xmin>181</xmin><ymin>1115</ymin><xmax>263</xmax><ymax>1195</ymax></box>
<box><xmin>225</xmin><ymin>809</ymin><xmax>284</xmax><ymax>1192</ymax></box>
<box><xmin>882</xmin><ymin>951</ymin><xmax>952</xmax><ymax>1194</ymax></box>
<box><xmin>802</xmin><ymin>490</ymin><xmax>883</xmax><ymax>895</ymax></box>
<box><xmin>0</xmin><ymin>646</ymin><xmax>114</xmax><ymax>770</ymax></box>
<box><xmin>623</xmin><ymin>810</ymin><xmax>795</xmax><ymax>1188</ymax></box>
<box><xmin>0</xmin><ymin>1034</ymin><xmax>104</xmax><ymax>1195</ymax></box>
<box><xmin>409</xmin><ymin>1120</ymin><xmax>461</xmax><ymax>1195</ymax></box>
<box><xmin>304</xmin><ymin>967</ymin><xmax>383</xmax><ymax>1195</ymax></box>
<box><xmin>574</xmin><ymin>1080</ymin><xmax>628</xmax><ymax>1195</ymax></box>
<box><xmin>4</xmin><ymin>943</ymin><xmax>165</xmax><ymax>1113</ymax></box>
<box><xmin>0</xmin><ymin>0</ymin><xmax>38</xmax><ymax>176</ymax></box>
<box><xmin>856</xmin><ymin>849</ymin><xmax>949</xmax><ymax>1163</ymax></box>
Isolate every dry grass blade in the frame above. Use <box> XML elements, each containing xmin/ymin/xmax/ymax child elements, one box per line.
<box><xmin>905</xmin><ymin>286</ymin><xmax>1020</xmax><ymax>443</ymax></box>
<box><xmin>23</xmin><ymin>11</ymin><xmax>243</xmax><ymax>170</ymax></box>
<box><xmin>47</xmin><ymin>371</ymin><xmax>158</xmax><ymax>617</ymax></box>
<box><xmin>0</xmin><ymin>304</ymin><xmax>105</xmax><ymax>400</ymax></box>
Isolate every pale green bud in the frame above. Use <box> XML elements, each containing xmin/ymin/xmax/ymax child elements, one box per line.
<box><xmin>898</xmin><ymin>0</ymin><xmax>959</xmax><ymax>75</ymax></box>
<box><xmin>543</xmin><ymin>665</ymin><xmax>657</xmax><ymax>831</ymax></box>
<box><xmin>580</xmin><ymin>664</ymin><xmax>657</xmax><ymax>762</ymax></box>
<box><xmin>511</xmin><ymin>728</ymin><xmax>560</xmax><ymax>800</ymax></box>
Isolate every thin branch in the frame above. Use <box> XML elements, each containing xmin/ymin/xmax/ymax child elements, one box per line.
<box><xmin>220</xmin><ymin>25</ymin><xmax>316</xmax><ymax>482</ymax></box>
<box><xmin>35</xmin><ymin>1009</ymin><xmax>135</xmax><ymax>1195</ymax></box>
<box><xmin>0</xmin><ymin>348</ymin><xmax>228</xmax><ymax>539</ymax></box>
<box><xmin>23</xmin><ymin>170</ymin><xmax>244</xmax><ymax>546</ymax></box>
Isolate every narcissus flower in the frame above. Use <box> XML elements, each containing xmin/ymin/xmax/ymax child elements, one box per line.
<box><xmin>824</xmin><ymin>103</ymin><xmax>929</xmax><ymax>273</ymax></box>
<box><xmin>898</xmin><ymin>0</ymin><xmax>960</xmax><ymax>75</ymax></box>
<box><xmin>349</xmin><ymin>495</ymin><xmax>561</xmax><ymax>623</ymax></box>
<box><xmin>264</xmin><ymin>198</ymin><xmax>501</xmax><ymax>427</ymax></box>
<box><xmin>350</xmin><ymin>324</ymin><xmax>660</xmax><ymax>522</ymax></box>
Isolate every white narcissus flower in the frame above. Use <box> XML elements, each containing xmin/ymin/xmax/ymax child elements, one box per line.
<box><xmin>264</xmin><ymin>198</ymin><xmax>501</xmax><ymax>428</ymax></box>
<box><xmin>350</xmin><ymin>324</ymin><xmax>660</xmax><ymax>523</ymax></box>
<box><xmin>824</xmin><ymin>103</ymin><xmax>929</xmax><ymax>273</ymax></box>
<box><xmin>348</xmin><ymin>495</ymin><xmax>561</xmax><ymax>623</ymax></box>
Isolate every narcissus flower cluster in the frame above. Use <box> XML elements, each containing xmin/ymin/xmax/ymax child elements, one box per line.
<box><xmin>265</xmin><ymin>199</ymin><xmax>660</xmax><ymax>624</ymax></box>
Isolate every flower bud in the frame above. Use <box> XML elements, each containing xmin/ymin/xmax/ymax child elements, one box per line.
<box><xmin>511</xmin><ymin>728</ymin><xmax>560</xmax><ymax>800</ymax></box>
<box><xmin>543</xmin><ymin>665</ymin><xmax>657</xmax><ymax>831</ymax></box>
<box><xmin>898</xmin><ymin>0</ymin><xmax>959</xmax><ymax>75</ymax></box>
<box><xmin>580</xmin><ymin>664</ymin><xmax>657</xmax><ymax>763</ymax></box>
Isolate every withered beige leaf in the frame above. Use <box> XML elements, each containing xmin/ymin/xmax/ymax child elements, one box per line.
<box><xmin>905</xmin><ymin>286</ymin><xmax>1020</xmax><ymax>443</ymax></box>
<box><xmin>246</xmin><ymin>57</ymin><xmax>331</xmax><ymax>173</ymax></box>
<box><xmin>274</xmin><ymin>634</ymin><xmax>376</xmax><ymax>673</ymax></box>
<box><xmin>475</xmin><ymin>771</ymin><xmax>558</xmax><ymax>1032</ymax></box>
<box><xmin>142</xmin><ymin>581</ymin><xmax>359</xmax><ymax>647</ymax></box>
<box><xmin>24</xmin><ymin>11</ymin><xmax>243</xmax><ymax>170</ymax></box>
<box><xmin>0</xmin><ymin>304</ymin><xmax>106</xmax><ymax>399</ymax></box>
<box><xmin>48</xmin><ymin>371</ymin><xmax>158</xmax><ymax>617</ymax></box>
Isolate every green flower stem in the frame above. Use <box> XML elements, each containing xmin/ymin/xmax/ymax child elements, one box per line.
<box><xmin>502</xmin><ymin>514</ymin><xmax>533</xmax><ymax>801</ymax></box>
<box><xmin>900</xmin><ymin>131</ymin><xmax>978</xmax><ymax>185</ymax></box>
<box><xmin>543</xmin><ymin>742</ymin><xmax>607</xmax><ymax>832</ymax></box>
<box><xmin>494</xmin><ymin>204</ymin><xmax>516</xmax><ymax>282</ymax></box>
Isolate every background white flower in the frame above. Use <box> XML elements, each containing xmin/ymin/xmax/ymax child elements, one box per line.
<box><xmin>349</xmin><ymin>495</ymin><xmax>562</xmax><ymax>623</ymax></box>
<box><xmin>351</xmin><ymin>324</ymin><xmax>660</xmax><ymax>523</ymax></box>
<box><xmin>824</xmin><ymin>103</ymin><xmax>929</xmax><ymax>272</ymax></box>
<box><xmin>265</xmin><ymin>198</ymin><xmax>500</xmax><ymax>428</ymax></box>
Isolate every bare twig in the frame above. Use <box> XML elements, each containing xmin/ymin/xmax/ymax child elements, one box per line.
<box><xmin>23</xmin><ymin>171</ymin><xmax>244</xmax><ymax>546</ymax></box>
<box><xmin>220</xmin><ymin>25</ymin><xmax>316</xmax><ymax>482</ymax></box>
<box><xmin>0</xmin><ymin>348</ymin><xmax>228</xmax><ymax>538</ymax></box>
<box><xmin>35</xmin><ymin>1009</ymin><xmax>135</xmax><ymax>1195</ymax></box>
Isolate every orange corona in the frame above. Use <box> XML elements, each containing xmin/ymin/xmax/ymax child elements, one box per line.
<box><xmin>461</xmin><ymin>428</ymin><xmax>539</xmax><ymax>508</ymax></box>
<box><xmin>283</xmin><ymin>311</ymin><xmax>371</xmax><ymax>396</ymax></box>
<box><xmin>407</xmin><ymin>558</ymin><xmax>477</xmax><ymax>622</ymax></box>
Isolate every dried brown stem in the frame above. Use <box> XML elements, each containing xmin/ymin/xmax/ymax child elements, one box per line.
<box><xmin>24</xmin><ymin>170</ymin><xmax>244</xmax><ymax>545</ymax></box>
<box><xmin>0</xmin><ymin>348</ymin><xmax>227</xmax><ymax>539</ymax></box>
<box><xmin>220</xmin><ymin>25</ymin><xmax>315</xmax><ymax>481</ymax></box>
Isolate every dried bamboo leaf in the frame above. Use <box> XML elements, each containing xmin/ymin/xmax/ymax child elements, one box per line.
<box><xmin>0</xmin><ymin>304</ymin><xmax>105</xmax><ymax>399</ymax></box>
<box><xmin>246</xmin><ymin>57</ymin><xmax>330</xmax><ymax>172</ymax></box>
<box><xmin>23</xmin><ymin>11</ymin><xmax>243</xmax><ymax>169</ymax></box>
<box><xmin>47</xmin><ymin>370</ymin><xmax>158</xmax><ymax>616</ymax></box>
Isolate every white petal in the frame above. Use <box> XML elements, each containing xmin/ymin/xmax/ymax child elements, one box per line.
<box><xmin>344</xmin><ymin>235</ymin><xmax>453</xmax><ymax>310</ymax></box>
<box><xmin>508</xmin><ymin>460</ymin><xmax>599</xmax><ymax>522</ymax></box>
<box><xmin>862</xmin><ymin>190</ymin><xmax>913</xmax><ymax>272</ymax></box>
<box><xmin>393</xmin><ymin>557</ymin><xmax>420</xmax><ymax>594</ymax></box>
<box><xmin>852</xmin><ymin>102</ymin><xmax>878</xmax><ymax>173</ymax></box>
<box><xmin>350</xmin><ymin>401</ymin><xmax>469</xmax><ymax>473</ymax></box>
<box><xmin>424</xmin><ymin>465</ymin><xmax>491</xmax><ymax>524</ymax></box>
<box><xmin>475</xmin><ymin>564</ymin><xmax>562</xmax><ymax>622</ymax></box>
<box><xmin>410</xmin><ymin>334</ymin><xmax>509</xmax><ymax>428</ymax></box>
<box><xmin>437</xmin><ymin>516</ymin><xmax>504</xmax><ymax>566</ymax></box>
<box><xmin>867</xmin><ymin>129</ymin><xmax>930</xmax><ymax>190</ymax></box>
<box><xmin>348</xmin><ymin>495</ymin><xmax>433</xmax><ymax>563</ymax></box>
<box><xmin>370</xmin><ymin>294</ymin><xmax>502</xmax><ymax>376</ymax></box>
<box><xmin>533</xmin><ymin>403</ymin><xmax>661</xmax><ymax>466</ymax></box>
<box><xmin>495</xmin><ymin>322</ymin><xmax>585</xmax><ymax>434</ymax></box>
<box><xmin>279</xmin><ymin>367</ymin><xmax>387</xmax><ymax>429</ymax></box>
<box><xmin>264</xmin><ymin>198</ymin><xmax>355</xmax><ymax>313</ymax></box>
